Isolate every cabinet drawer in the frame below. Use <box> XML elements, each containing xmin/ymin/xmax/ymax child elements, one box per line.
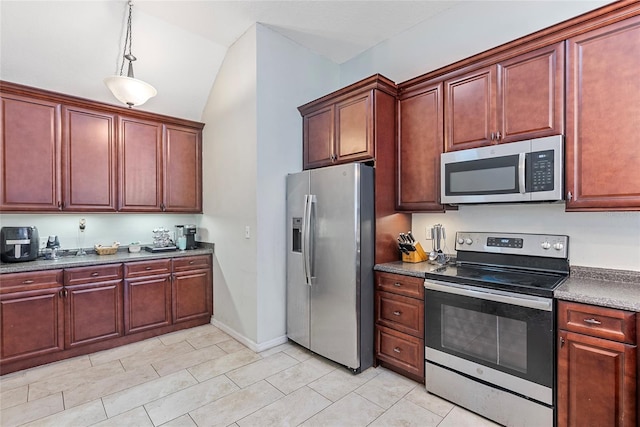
<box><xmin>558</xmin><ymin>300</ymin><xmax>636</xmax><ymax>344</ymax></box>
<box><xmin>376</xmin><ymin>325</ymin><xmax>424</xmax><ymax>379</ymax></box>
<box><xmin>376</xmin><ymin>291</ymin><xmax>424</xmax><ymax>338</ymax></box>
<box><xmin>376</xmin><ymin>272</ymin><xmax>424</xmax><ymax>299</ymax></box>
<box><xmin>64</xmin><ymin>264</ymin><xmax>123</xmax><ymax>285</ymax></box>
<box><xmin>124</xmin><ymin>259</ymin><xmax>171</xmax><ymax>278</ymax></box>
<box><xmin>172</xmin><ymin>255</ymin><xmax>211</xmax><ymax>272</ymax></box>
<box><xmin>0</xmin><ymin>270</ymin><xmax>63</xmax><ymax>293</ymax></box>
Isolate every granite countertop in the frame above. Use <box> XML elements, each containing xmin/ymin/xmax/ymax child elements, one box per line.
<box><xmin>0</xmin><ymin>244</ymin><xmax>214</xmax><ymax>274</ymax></box>
<box><xmin>375</xmin><ymin>261</ymin><xmax>640</xmax><ymax>312</ymax></box>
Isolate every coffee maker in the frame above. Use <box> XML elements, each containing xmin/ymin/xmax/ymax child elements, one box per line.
<box><xmin>176</xmin><ymin>225</ymin><xmax>197</xmax><ymax>250</ymax></box>
<box><xmin>1</xmin><ymin>226</ymin><xmax>40</xmax><ymax>262</ymax></box>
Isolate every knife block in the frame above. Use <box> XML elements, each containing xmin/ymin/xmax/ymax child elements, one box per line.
<box><xmin>402</xmin><ymin>242</ymin><xmax>428</xmax><ymax>263</ymax></box>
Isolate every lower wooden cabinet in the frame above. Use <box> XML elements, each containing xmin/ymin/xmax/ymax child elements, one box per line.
<box><xmin>374</xmin><ymin>271</ymin><xmax>424</xmax><ymax>382</ymax></box>
<box><xmin>0</xmin><ymin>270</ymin><xmax>64</xmax><ymax>363</ymax></box>
<box><xmin>0</xmin><ymin>254</ymin><xmax>213</xmax><ymax>374</ymax></box>
<box><xmin>557</xmin><ymin>300</ymin><xmax>637</xmax><ymax>427</ymax></box>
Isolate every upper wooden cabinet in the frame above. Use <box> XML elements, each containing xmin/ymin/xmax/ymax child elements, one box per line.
<box><xmin>299</xmin><ymin>74</ymin><xmax>396</xmax><ymax>170</ymax></box>
<box><xmin>565</xmin><ymin>15</ymin><xmax>640</xmax><ymax>211</ymax></box>
<box><xmin>0</xmin><ymin>94</ymin><xmax>62</xmax><ymax>211</ymax></box>
<box><xmin>444</xmin><ymin>42</ymin><xmax>564</xmax><ymax>151</ymax></box>
<box><xmin>0</xmin><ymin>81</ymin><xmax>204</xmax><ymax>213</ymax></box>
<box><xmin>397</xmin><ymin>82</ymin><xmax>445</xmax><ymax>212</ymax></box>
<box><xmin>62</xmin><ymin>106</ymin><xmax>117</xmax><ymax>211</ymax></box>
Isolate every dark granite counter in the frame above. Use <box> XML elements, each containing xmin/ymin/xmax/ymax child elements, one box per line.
<box><xmin>0</xmin><ymin>244</ymin><xmax>214</xmax><ymax>274</ymax></box>
<box><xmin>375</xmin><ymin>261</ymin><xmax>640</xmax><ymax>312</ymax></box>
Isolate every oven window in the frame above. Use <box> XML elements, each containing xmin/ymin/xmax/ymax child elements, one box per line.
<box><xmin>442</xmin><ymin>305</ymin><xmax>527</xmax><ymax>373</ymax></box>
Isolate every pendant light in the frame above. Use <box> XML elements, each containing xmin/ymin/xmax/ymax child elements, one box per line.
<box><xmin>104</xmin><ymin>1</ymin><xmax>157</xmax><ymax>108</ymax></box>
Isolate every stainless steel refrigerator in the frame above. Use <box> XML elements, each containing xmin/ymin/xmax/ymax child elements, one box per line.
<box><xmin>286</xmin><ymin>163</ymin><xmax>374</xmax><ymax>372</ymax></box>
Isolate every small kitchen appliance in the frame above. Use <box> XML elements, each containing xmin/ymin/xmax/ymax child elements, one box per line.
<box><xmin>1</xmin><ymin>226</ymin><xmax>40</xmax><ymax>262</ymax></box>
<box><xmin>176</xmin><ymin>224</ymin><xmax>197</xmax><ymax>249</ymax></box>
<box><xmin>423</xmin><ymin>231</ymin><xmax>569</xmax><ymax>426</ymax></box>
<box><xmin>441</xmin><ymin>135</ymin><xmax>563</xmax><ymax>204</ymax></box>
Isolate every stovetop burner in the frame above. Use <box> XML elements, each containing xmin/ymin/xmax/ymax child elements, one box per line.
<box><xmin>424</xmin><ymin>232</ymin><xmax>570</xmax><ymax>298</ymax></box>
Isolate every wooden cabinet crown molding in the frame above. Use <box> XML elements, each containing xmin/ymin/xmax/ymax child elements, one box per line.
<box><xmin>0</xmin><ymin>81</ymin><xmax>204</xmax><ymax>130</ymax></box>
<box><xmin>398</xmin><ymin>0</ymin><xmax>640</xmax><ymax>92</ymax></box>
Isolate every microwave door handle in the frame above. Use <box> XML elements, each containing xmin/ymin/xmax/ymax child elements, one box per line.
<box><xmin>518</xmin><ymin>153</ymin><xmax>526</xmax><ymax>194</ymax></box>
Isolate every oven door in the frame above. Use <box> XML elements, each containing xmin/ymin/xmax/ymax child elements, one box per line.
<box><xmin>424</xmin><ymin>279</ymin><xmax>554</xmax><ymax>405</ymax></box>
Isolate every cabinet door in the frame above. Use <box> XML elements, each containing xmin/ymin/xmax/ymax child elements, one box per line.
<box><xmin>62</xmin><ymin>107</ymin><xmax>117</xmax><ymax>211</ymax></box>
<box><xmin>172</xmin><ymin>269</ymin><xmax>212</xmax><ymax>323</ymax></box>
<box><xmin>565</xmin><ymin>16</ymin><xmax>640</xmax><ymax>211</ymax></box>
<box><xmin>0</xmin><ymin>287</ymin><xmax>64</xmax><ymax>363</ymax></box>
<box><xmin>124</xmin><ymin>275</ymin><xmax>171</xmax><ymax>334</ymax></box>
<box><xmin>499</xmin><ymin>42</ymin><xmax>564</xmax><ymax>143</ymax></box>
<box><xmin>335</xmin><ymin>92</ymin><xmax>374</xmax><ymax>163</ymax></box>
<box><xmin>444</xmin><ymin>65</ymin><xmax>497</xmax><ymax>151</ymax></box>
<box><xmin>164</xmin><ymin>125</ymin><xmax>202</xmax><ymax>212</ymax></box>
<box><xmin>65</xmin><ymin>280</ymin><xmax>123</xmax><ymax>348</ymax></box>
<box><xmin>119</xmin><ymin>117</ymin><xmax>163</xmax><ymax>211</ymax></box>
<box><xmin>303</xmin><ymin>105</ymin><xmax>334</xmax><ymax>169</ymax></box>
<box><xmin>0</xmin><ymin>94</ymin><xmax>61</xmax><ymax>211</ymax></box>
<box><xmin>557</xmin><ymin>330</ymin><xmax>637</xmax><ymax>427</ymax></box>
<box><xmin>397</xmin><ymin>83</ymin><xmax>444</xmax><ymax>211</ymax></box>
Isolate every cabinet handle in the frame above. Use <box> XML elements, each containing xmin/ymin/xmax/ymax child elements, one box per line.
<box><xmin>392</xmin><ymin>311</ymin><xmax>401</xmax><ymax>316</ymax></box>
<box><xmin>560</xmin><ymin>336</ymin><xmax>565</xmax><ymax>348</ymax></box>
<box><xmin>160</xmin><ymin>203</ymin><xmax>166</xmax><ymax>211</ymax></box>
<box><xmin>583</xmin><ymin>318</ymin><xmax>602</xmax><ymax>325</ymax></box>
<box><xmin>189</xmin><ymin>260</ymin><xmax>195</xmax><ymax>265</ymax></box>
<box><xmin>57</xmin><ymin>201</ymin><xmax>62</xmax><ymax>210</ymax></box>
<box><xmin>567</xmin><ymin>191</ymin><xmax>572</xmax><ymax>201</ymax></box>
<box><xmin>91</xmin><ymin>272</ymin><xmax>99</xmax><ymax>277</ymax></box>
<box><xmin>496</xmin><ymin>131</ymin><xmax>502</xmax><ymax>140</ymax></box>
<box><xmin>145</xmin><ymin>266</ymin><xmax>152</xmax><ymax>270</ymax></box>
<box><xmin>393</xmin><ymin>347</ymin><xmax>401</xmax><ymax>353</ymax></box>
<box><xmin>59</xmin><ymin>289</ymin><xmax>68</xmax><ymax>298</ymax></box>
<box><xmin>393</xmin><ymin>282</ymin><xmax>402</xmax><ymax>287</ymax></box>
<box><xmin>22</xmin><ymin>280</ymin><xmax>35</xmax><ymax>284</ymax></box>
<box><xmin>490</xmin><ymin>132</ymin><xmax>495</xmax><ymax>141</ymax></box>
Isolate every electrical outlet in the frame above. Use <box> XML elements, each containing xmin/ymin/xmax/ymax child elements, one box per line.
<box><xmin>245</xmin><ymin>226</ymin><xmax>250</xmax><ymax>239</ymax></box>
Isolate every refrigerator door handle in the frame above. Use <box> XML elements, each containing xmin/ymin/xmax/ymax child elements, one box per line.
<box><xmin>302</xmin><ymin>195</ymin><xmax>310</xmax><ymax>285</ymax></box>
<box><xmin>307</xmin><ymin>195</ymin><xmax>316</xmax><ymax>283</ymax></box>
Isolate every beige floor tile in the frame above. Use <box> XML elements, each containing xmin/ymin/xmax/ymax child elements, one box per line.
<box><xmin>159</xmin><ymin>414</ymin><xmax>198</xmax><ymax>427</ymax></box>
<box><xmin>0</xmin><ymin>356</ymin><xmax>91</xmax><ymax>391</ymax></box>
<box><xmin>300</xmin><ymin>391</ymin><xmax>385</xmax><ymax>427</ymax></box>
<box><xmin>145</xmin><ymin>374</ymin><xmax>238</xmax><ymax>425</ymax></box>
<box><xmin>187</xmin><ymin>330</ymin><xmax>233</xmax><ymax>350</ymax></box>
<box><xmin>257</xmin><ymin>342</ymin><xmax>298</xmax><ymax>358</ymax></box>
<box><xmin>0</xmin><ymin>383</ymin><xmax>28</xmax><ymax>409</ymax></box>
<box><xmin>438</xmin><ymin>405</ymin><xmax>502</xmax><ymax>427</ymax></box>
<box><xmin>21</xmin><ymin>399</ymin><xmax>106</xmax><ymax>427</ymax></box>
<box><xmin>28</xmin><ymin>360</ymin><xmax>124</xmax><ymax>401</ymax></box>
<box><xmin>282</xmin><ymin>343</ymin><xmax>314</xmax><ymax>362</ymax></box>
<box><xmin>307</xmin><ymin>366</ymin><xmax>380</xmax><ymax>402</ymax></box>
<box><xmin>152</xmin><ymin>345</ymin><xmax>227</xmax><ymax>377</ymax></box>
<box><xmin>266</xmin><ymin>356</ymin><xmax>337</xmax><ymax>395</ymax></box>
<box><xmin>63</xmin><ymin>364</ymin><xmax>158</xmax><ymax>408</ymax></box>
<box><xmin>102</xmin><ymin>369</ymin><xmax>198</xmax><ymax>418</ymax></box>
<box><xmin>368</xmin><ymin>398</ymin><xmax>443</xmax><ymax>427</ymax></box>
<box><xmin>354</xmin><ymin>368</ymin><xmax>416</xmax><ymax>410</ymax></box>
<box><xmin>188</xmin><ymin>380</ymin><xmax>284</xmax><ymax>427</ymax></box>
<box><xmin>216</xmin><ymin>339</ymin><xmax>247</xmax><ymax>354</ymax></box>
<box><xmin>187</xmin><ymin>348</ymin><xmax>262</xmax><ymax>382</ymax></box>
<box><xmin>157</xmin><ymin>324</ymin><xmax>221</xmax><ymax>346</ymax></box>
<box><xmin>0</xmin><ymin>393</ymin><xmax>63</xmax><ymax>427</ymax></box>
<box><xmin>405</xmin><ymin>386</ymin><xmax>454</xmax><ymax>418</ymax></box>
<box><xmin>120</xmin><ymin>340</ymin><xmax>196</xmax><ymax>371</ymax></box>
<box><xmin>89</xmin><ymin>337</ymin><xmax>164</xmax><ymax>366</ymax></box>
<box><xmin>93</xmin><ymin>406</ymin><xmax>154</xmax><ymax>427</ymax></box>
<box><xmin>237</xmin><ymin>386</ymin><xmax>331</xmax><ymax>427</ymax></box>
<box><xmin>226</xmin><ymin>352</ymin><xmax>299</xmax><ymax>388</ymax></box>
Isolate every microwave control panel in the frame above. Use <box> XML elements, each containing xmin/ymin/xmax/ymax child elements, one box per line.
<box><xmin>527</xmin><ymin>150</ymin><xmax>554</xmax><ymax>192</ymax></box>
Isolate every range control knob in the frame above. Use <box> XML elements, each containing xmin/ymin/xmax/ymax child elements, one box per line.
<box><xmin>457</xmin><ymin>238</ymin><xmax>465</xmax><ymax>245</ymax></box>
<box><xmin>464</xmin><ymin>238</ymin><xmax>473</xmax><ymax>245</ymax></box>
<box><xmin>541</xmin><ymin>241</ymin><xmax>551</xmax><ymax>250</ymax></box>
<box><xmin>553</xmin><ymin>242</ymin><xmax>564</xmax><ymax>251</ymax></box>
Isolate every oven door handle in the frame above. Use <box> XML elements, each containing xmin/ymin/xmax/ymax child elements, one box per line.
<box><xmin>424</xmin><ymin>279</ymin><xmax>552</xmax><ymax>311</ymax></box>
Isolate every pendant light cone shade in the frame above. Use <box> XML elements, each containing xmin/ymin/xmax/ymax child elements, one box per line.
<box><xmin>105</xmin><ymin>1</ymin><xmax>156</xmax><ymax>108</ymax></box>
<box><xmin>104</xmin><ymin>75</ymin><xmax>157</xmax><ymax>107</ymax></box>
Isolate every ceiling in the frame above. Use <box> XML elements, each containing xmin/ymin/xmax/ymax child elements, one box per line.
<box><xmin>0</xmin><ymin>1</ymin><xmax>611</xmax><ymax>120</ymax></box>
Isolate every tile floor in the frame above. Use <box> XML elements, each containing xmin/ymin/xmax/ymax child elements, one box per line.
<box><xmin>0</xmin><ymin>324</ymin><xmax>500</xmax><ymax>426</ymax></box>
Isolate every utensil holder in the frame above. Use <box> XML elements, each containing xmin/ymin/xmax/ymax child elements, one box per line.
<box><xmin>402</xmin><ymin>242</ymin><xmax>428</xmax><ymax>263</ymax></box>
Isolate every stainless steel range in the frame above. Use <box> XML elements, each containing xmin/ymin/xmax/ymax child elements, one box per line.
<box><xmin>424</xmin><ymin>232</ymin><xmax>569</xmax><ymax>427</ymax></box>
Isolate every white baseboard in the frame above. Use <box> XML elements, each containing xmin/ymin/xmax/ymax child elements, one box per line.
<box><xmin>210</xmin><ymin>317</ymin><xmax>288</xmax><ymax>353</ymax></box>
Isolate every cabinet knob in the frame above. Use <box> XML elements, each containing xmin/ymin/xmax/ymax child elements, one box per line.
<box><xmin>559</xmin><ymin>336</ymin><xmax>565</xmax><ymax>348</ymax></box>
<box><xmin>567</xmin><ymin>191</ymin><xmax>573</xmax><ymax>201</ymax></box>
<box><xmin>496</xmin><ymin>131</ymin><xmax>502</xmax><ymax>140</ymax></box>
<box><xmin>393</xmin><ymin>347</ymin><xmax>401</xmax><ymax>353</ymax></box>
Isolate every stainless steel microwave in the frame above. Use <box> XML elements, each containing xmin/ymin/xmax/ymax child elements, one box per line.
<box><xmin>441</xmin><ymin>135</ymin><xmax>563</xmax><ymax>204</ymax></box>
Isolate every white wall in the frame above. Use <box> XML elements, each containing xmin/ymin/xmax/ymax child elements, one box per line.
<box><xmin>198</xmin><ymin>24</ymin><xmax>338</xmax><ymax>347</ymax></box>
<box><xmin>338</xmin><ymin>0</ymin><xmax>640</xmax><ymax>271</ymax></box>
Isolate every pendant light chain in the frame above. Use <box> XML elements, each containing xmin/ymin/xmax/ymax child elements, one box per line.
<box><xmin>119</xmin><ymin>1</ymin><xmax>134</xmax><ymax>77</ymax></box>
